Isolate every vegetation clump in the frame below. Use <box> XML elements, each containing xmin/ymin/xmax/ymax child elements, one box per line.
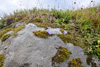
<box><xmin>86</xmin><ymin>45</ymin><xmax>100</xmax><ymax>58</ymax></box>
<box><xmin>57</xmin><ymin>34</ymin><xmax>85</xmax><ymax>47</ymax></box>
<box><xmin>68</xmin><ymin>58</ymin><xmax>84</xmax><ymax>67</ymax></box>
<box><xmin>52</xmin><ymin>46</ymin><xmax>71</xmax><ymax>63</ymax></box>
<box><xmin>13</xmin><ymin>24</ymin><xmax>25</xmax><ymax>32</ymax></box>
<box><xmin>1</xmin><ymin>33</ymin><xmax>11</xmax><ymax>44</ymax></box>
<box><xmin>33</xmin><ymin>30</ymin><xmax>53</xmax><ymax>38</ymax></box>
<box><xmin>34</xmin><ymin>22</ymin><xmax>58</xmax><ymax>28</ymax></box>
<box><xmin>58</xmin><ymin>34</ymin><xmax>72</xmax><ymax>43</ymax></box>
<box><xmin>0</xmin><ymin>27</ymin><xmax>13</xmax><ymax>39</ymax></box>
<box><xmin>0</xmin><ymin>24</ymin><xmax>25</xmax><ymax>40</ymax></box>
<box><xmin>58</xmin><ymin>28</ymin><xmax>88</xmax><ymax>49</ymax></box>
<box><xmin>0</xmin><ymin>53</ymin><xmax>5</xmax><ymax>67</ymax></box>
<box><xmin>34</xmin><ymin>18</ymin><xmax>43</xmax><ymax>22</ymax></box>
<box><xmin>13</xmin><ymin>24</ymin><xmax>25</xmax><ymax>36</ymax></box>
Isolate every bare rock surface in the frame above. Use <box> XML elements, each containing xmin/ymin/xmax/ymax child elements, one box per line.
<box><xmin>0</xmin><ymin>23</ymin><xmax>99</xmax><ymax>67</ymax></box>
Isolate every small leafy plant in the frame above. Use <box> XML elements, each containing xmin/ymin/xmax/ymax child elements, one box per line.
<box><xmin>86</xmin><ymin>40</ymin><xmax>100</xmax><ymax>58</ymax></box>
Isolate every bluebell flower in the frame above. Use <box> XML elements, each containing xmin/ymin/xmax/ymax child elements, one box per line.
<box><xmin>48</xmin><ymin>30</ymin><xmax>52</xmax><ymax>35</ymax></box>
<box><xmin>64</xmin><ymin>30</ymin><xmax>67</xmax><ymax>35</ymax></box>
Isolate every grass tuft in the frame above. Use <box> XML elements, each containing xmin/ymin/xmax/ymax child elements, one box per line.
<box><xmin>34</xmin><ymin>22</ymin><xmax>58</xmax><ymax>28</ymax></box>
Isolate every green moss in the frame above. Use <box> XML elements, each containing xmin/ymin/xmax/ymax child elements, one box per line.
<box><xmin>33</xmin><ymin>30</ymin><xmax>53</xmax><ymax>38</ymax></box>
<box><xmin>60</xmin><ymin>28</ymin><xmax>71</xmax><ymax>34</ymax></box>
<box><xmin>68</xmin><ymin>58</ymin><xmax>84</xmax><ymax>67</ymax></box>
<box><xmin>57</xmin><ymin>34</ymin><xmax>71</xmax><ymax>43</ymax></box>
<box><xmin>1</xmin><ymin>33</ymin><xmax>11</xmax><ymax>44</ymax></box>
<box><xmin>13</xmin><ymin>24</ymin><xmax>25</xmax><ymax>32</ymax></box>
<box><xmin>57</xmin><ymin>34</ymin><xmax>81</xmax><ymax>46</ymax></box>
<box><xmin>0</xmin><ymin>53</ymin><xmax>5</xmax><ymax>67</ymax></box>
<box><xmin>34</xmin><ymin>22</ymin><xmax>58</xmax><ymax>28</ymax></box>
<box><xmin>60</xmin><ymin>28</ymin><xmax>65</xmax><ymax>33</ymax></box>
<box><xmin>52</xmin><ymin>46</ymin><xmax>71</xmax><ymax>63</ymax></box>
<box><xmin>58</xmin><ymin>33</ymin><xmax>87</xmax><ymax>48</ymax></box>
<box><xmin>12</xmin><ymin>24</ymin><xmax>25</xmax><ymax>36</ymax></box>
<box><xmin>12</xmin><ymin>32</ymin><xmax>18</xmax><ymax>37</ymax></box>
<box><xmin>0</xmin><ymin>27</ymin><xmax>13</xmax><ymax>39</ymax></box>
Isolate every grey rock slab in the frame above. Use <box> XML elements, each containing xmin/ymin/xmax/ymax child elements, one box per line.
<box><xmin>3</xmin><ymin>23</ymin><xmax>64</xmax><ymax>67</ymax></box>
<box><xmin>4</xmin><ymin>35</ymin><xmax>64</xmax><ymax>67</ymax></box>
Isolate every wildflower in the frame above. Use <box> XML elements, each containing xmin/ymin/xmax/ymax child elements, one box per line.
<box><xmin>48</xmin><ymin>30</ymin><xmax>52</xmax><ymax>35</ymax></box>
<box><xmin>64</xmin><ymin>30</ymin><xmax>67</xmax><ymax>35</ymax></box>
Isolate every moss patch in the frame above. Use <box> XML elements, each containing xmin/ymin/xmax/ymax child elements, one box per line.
<box><xmin>13</xmin><ymin>24</ymin><xmax>25</xmax><ymax>36</ymax></box>
<box><xmin>1</xmin><ymin>33</ymin><xmax>11</xmax><ymax>44</ymax></box>
<box><xmin>52</xmin><ymin>46</ymin><xmax>71</xmax><ymax>63</ymax></box>
<box><xmin>0</xmin><ymin>27</ymin><xmax>13</xmax><ymax>39</ymax></box>
<box><xmin>34</xmin><ymin>22</ymin><xmax>58</xmax><ymax>28</ymax></box>
<box><xmin>12</xmin><ymin>32</ymin><xmax>18</xmax><ymax>37</ymax></box>
<box><xmin>13</xmin><ymin>24</ymin><xmax>25</xmax><ymax>32</ymax></box>
<box><xmin>0</xmin><ymin>53</ymin><xmax>5</xmax><ymax>67</ymax></box>
<box><xmin>58</xmin><ymin>34</ymin><xmax>72</xmax><ymax>43</ymax></box>
<box><xmin>33</xmin><ymin>30</ymin><xmax>53</xmax><ymax>38</ymax></box>
<box><xmin>57</xmin><ymin>34</ymin><xmax>83</xmax><ymax>47</ymax></box>
<box><xmin>58</xmin><ymin>29</ymin><xmax>88</xmax><ymax>49</ymax></box>
<box><xmin>68</xmin><ymin>58</ymin><xmax>84</xmax><ymax>67</ymax></box>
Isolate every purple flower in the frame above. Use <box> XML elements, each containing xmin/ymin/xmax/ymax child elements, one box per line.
<box><xmin>64</xmin><ymin>30</ymin><xmax>67</xmax><ymax>35</ymax></box>
<box><xmin>48</xmin><ymin>30</ymin><xmax>52</xmax><ymax>35</ymax></box>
